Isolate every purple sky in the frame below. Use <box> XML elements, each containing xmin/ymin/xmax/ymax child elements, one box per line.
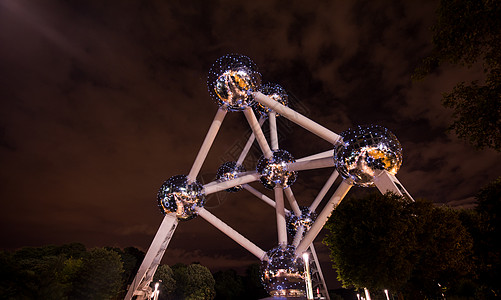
<box><xmin>1</xmin><ymin>0</ymin><xmax>499</xmax><ymax>289</ymax></box>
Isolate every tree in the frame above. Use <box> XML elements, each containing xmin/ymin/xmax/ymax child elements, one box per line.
<box><xmin>171</xmin><ymin>263</ymin><xmax>215</xmax><ymax>300</ymax></box>
<box><xmin>404</xmin><ymin>205</ymin><xmax>474</xmax><ymax>299</ymax></box>
<box><xmin>323</xmin><ymin>192</ymin><xmax>474</xmax><ymax>298</ymax></box>
<box><xmin>153</xmin><ymin>264</ymin><xmax>176</xmax><ymax>299</ymax></box>
<box><xmin>70</xmin><ymin>247</ymin><xmax>124</xmax><ymax>300</ymax></box>
<box><xmin>323</xmin><ymin>192</ymin><xmax>418</xmax><ymax>291</ymax></box>
<box><xmin>213</xmin><ymin>269</ymin><xmax>244</xmax><ymax>300</ymax></box>
<box><xmin>241</xmin><ymin>263</ymin><xmax>268</xmax><ymax>300</ymax></box>
<box><xmin>415</xmin><ymin>0</ymin><xmax>501</xmax><ymax>151</ymax></box>
<box><xmin>472</xmin><ymin>177</ymin><xmax>501</xmax><ymax>298</ymax></box>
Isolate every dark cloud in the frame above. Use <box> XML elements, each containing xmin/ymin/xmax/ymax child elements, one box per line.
<box><xmin>1</xmin><ymin>0</ymin><xmax>500</xmax><ymax>291</ymax></box>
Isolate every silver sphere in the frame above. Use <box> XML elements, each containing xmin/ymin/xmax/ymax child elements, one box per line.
<box><xmin>215</xmin><ymin>161</ymin><xmax>246</xmax><ymax>192</ymax></box>
<box><xmin>255</xmin><ymin>83</ymin><xmax>288</xmax><ymax>118</ymax></box>
<box><xmin>260</xmin><ymin>245</ymin><xmax>305</xmax><ymax>298</ymax></box>
<box><xmin>208</xmin><ymin>54</ymin><xmax>261</xmax><ymax>111</ymax></box>
<box><xmin>157</xmin><ymin>175</ymin><xmax>205</xmax><ymax>220</ymax></box>
<box><xmin>287</xmin><ymin>207</ymin><xmax>317</xmax><ymax>237</ymax></box>
<box><xmin>256</xmin><ymin>149</ymin><xmax>297</xmax><ymax>189</ymax></box>
<box><xmin>334</xmin><ymin>124</ymin><xmax>403</xmax><ymax>187</ymax></box>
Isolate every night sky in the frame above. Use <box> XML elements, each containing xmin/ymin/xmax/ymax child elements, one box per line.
<box><xmin>1</xmin><ymin>0</ymin><xmax>500</xmax><ymax>289</ymax></box>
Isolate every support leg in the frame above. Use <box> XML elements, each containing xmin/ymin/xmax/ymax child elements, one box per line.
<box><xmin>125</xmin><ymin>214</ymin><xmax>178</xmax><ymax>300</ymax></box>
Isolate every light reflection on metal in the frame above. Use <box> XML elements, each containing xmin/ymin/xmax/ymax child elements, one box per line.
<box><xmin>260</xmin><ymin>245</ymin><xmax>306</xmax><ymax>298</ymax></box>
<box><xmin>127</xmin><ymin>53</ymin><xmax>416</xmax><ymax>300</ymax></box>
<box><xmin>255</xmin><ymin>83</ymin><xmax>289</xmax><ymax>118</ymax></box>
<box><xmin>215</xmin><ymin>161</ymin><xmax>246</xmax><ymax>192</ymax></box>
<box><xmin>287</xmin><ymin>206</ymin><xmax>317</xmax><ymax>237</ymax></box>
<box><xmin>208</xmin><ymin>54</ymin><xmax>261</xmax><ymax>111</ymax></box>
<box><xmin>334</xmin><ymin>124</ymin><xmax>402</xmax><ymax>187</ymax></box>
<box><xmin>157</xmin><ymin>175</ymin><xmax>205</xmax><ymax>220</ymax></box>
<box><xmin>257</xmin><ymin>149</ymin><xmax>297</xmax><ymax>189</ymax></box>
<box><xmin>303</xmin><ymin>252</ymin><xmax>314</xmax><ymax>300</ymax></box>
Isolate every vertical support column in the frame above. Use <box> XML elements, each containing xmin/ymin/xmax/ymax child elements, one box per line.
<box><xmin>269</xmin><ymin>111</ymin><xmax>279</xmax><ymax>151</ymax></box>
<box><xmin>274</xmin><ymin>187</ymin><xmax>287</xmax><ymax>247</ymax></box>
<box><xmin>125</xmin><ymin>214</ymin><xmax>179</xmax><ymax>300</ymax></box>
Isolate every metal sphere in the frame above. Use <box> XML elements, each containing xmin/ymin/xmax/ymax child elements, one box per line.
<box><xmin>157</xmin><ymin>175</ymin><xmax>205</xmax><ymax>220</ymax></box>
<box><xmin>207</xmin><ymin>54</ymin><xmax>261</xmax><ymax>111</ymax></box>
<box><xmin>260</xmin><ymin>245</ymin><xmax>305</xmax><ymax>298</ymax></box>
<box><xmin>215</xmin><ymin>161</ymin><xmax>246</xmax><ymax>192</ymax></box>
<box><xmin>287</xmin><ymin>207</ymin><xmax>317</xmax><ymax>237</ymax></box>
<box><xmin>255</xmin><ymin>83</ymin><xmax>288</xmax><ymax>118</ymax></box>
<box><xmin>256</xmin><ymin>149</ymin><xmax>297</xmax><ymax>189</ymax></box>
<box><xmin>334</xmin><ymin>124</ymin><xmax>403</xmax><ymax>187</ymax></box>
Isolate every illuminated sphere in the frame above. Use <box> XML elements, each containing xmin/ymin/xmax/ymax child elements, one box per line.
<box><xmin>256</xmin><ymin>149</ymin><xmax>297</xmax><ymax>189</ymax></box>
<box><xmin>157</xmin><ymin>175</ymin><xmax>205</xmax><ymax>220</ymax></box>
<box><xmin>255</xmin><ymin>83</ymin><xmax>288</xmax><ymax>118</ymax></box>
<box><xmin>334</xmin><ymin>124</ymin><xmax>403</xmax><ymax>187</ymax></box>
<box><xmin>215</xmin><ymin>161</ymin><xmax>246</xmax><ymax>192</ymax></box>
<box><xmin>208</xmin><ymin>54</ymin><xmax>262</xmax><ymax>111</ymax></box>
<box><xmin>287</xmin><ymin>206</ymin><xmax>317</xmax><ymax>237</ymax></box>
<box><xmin>260</xmin><ymin>245</ymin><xmax>305</xmax><ymax>298</ymax></box>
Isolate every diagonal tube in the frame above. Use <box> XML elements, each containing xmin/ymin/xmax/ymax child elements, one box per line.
<box><xmin>284</xmin><ymin>187</ymin><xmax>302</xmax><ymax>216</ymax></box>
<box><xmin>253</xmin><ymin>92</ymin><xmax>342</xmax><ymax>145</ymax></box>
<box><xmin>295</xmin><ymin>180</ymin><xmax>352</xmax><ymax>256</ymax></box>
<box><xmin>309</xmin><ymin>170</ymin><xmax>339</xmax><ymax>212</ymax></box>
<box><xmin>243</xmin><ymin>184</ymin><xmax>291</xmax><ymax>215</ymax></box>
<box><xmin>243</xmin><ymin>107</ymin><xmax>273</xmax><ymax>159</ymax></box>
<box><xmin>296</xmin><ymin>149</ymin><xmax>335</xmax><ymax>162</ymax></box>
<box><xmin>196</xmin><ymin>207</ymin><xmax>267</xmax><ymax>261</ymax></box>
<box><xmin>286</xmin><ymin>157</ymin><xmax>335</xmax><ymax>172</ymax></box>
<box><xmin>203</xmin><ymin>172</ymin><xmax>260</xmax><ymax>195</ymax></box>
<box><xmin>236</xmin><ymin>117</ymin><xmax>266</xmax><ymax>166</ymax></box>
<box><xmin>187</xmin><ymin>108</ymin><xmax>227</xmax><ymax>183</ymax></box>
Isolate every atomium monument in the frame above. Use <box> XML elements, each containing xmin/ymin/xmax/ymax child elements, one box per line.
<box><xmin>125</xmin><ymin>54</ymin><xmax>414</xmax><ymax>300</ymax></box>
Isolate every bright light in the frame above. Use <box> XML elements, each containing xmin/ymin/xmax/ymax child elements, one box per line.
<box><xmin>384</xmin><ymin>289</ymin><xmax>390</xmax><ymax>300</ymax></box>
<box><xmin>302</xmin><ymin>252</ymin><xmax>309</xmax><ymax>263</ymax></box>
<box><xmin>302</xmin><ymin>252</ymin><xmax>313</xmax><ymax>300</ymax></box>
<box><xmin>152</xmin><ymin>282</ymin><xmax>160</xmax><ymax>300</ymax></box>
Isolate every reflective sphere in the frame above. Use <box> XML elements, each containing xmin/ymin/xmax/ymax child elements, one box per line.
<box><xmin>255</xmin><ymin>83</ymin><xmax>288</xmax><ymax>118</ymax></box>
<box><xmin>287</xmin><ymin>207</ymin><xmax>317</xmax><ymax>237</ymax></box>
<box><xmin>157</xmin><ymin>175</ymin><xmax>205</xmax><ymax>220</ymax></box>
<box><xmin>256</xmin><ymin>149</ymin><xmax>297</xmax><ymax>189</ymax></box>
<box><xmin>215</xmin><ymin>161</ymin><xmax>246</xmax><ymax>192</ymax></box>
<box><xmin>208</xmin><ymin>54</ymin><xmax>261</xmax><ymax>111</ymax></box>
<box><xmin>260</xmin><ymin>245</ymin><xmax>305</xmax><ymax>298</ymax></box>
<box><xmin>334</xmin><ymin>124</ymin><xmax>403</xmax><ymax>187</ymax></box>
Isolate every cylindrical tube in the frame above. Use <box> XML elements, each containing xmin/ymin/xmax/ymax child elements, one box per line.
<box><xmin>296</xmin><ymin>180</ymin><xmax>352</xmax><ymax>255</ymax></box>
<box><xmin>244</xmin><ymin>107</ymin><xmax>273</xmax><ymax>159</ymax></box>
<box><xmin>187</xmin><ymin>108</ymin><xmax>227</xmax><ymax>183</ymax></box>
<box><xmin>197</xmin><ymin>207</ymin><xmax>267</xmax><ymax>260</ymax></box>
<box><xmin>253</xmin><ymin>92</ymin><xmax>341</xmax><ymax>145</ymax></box>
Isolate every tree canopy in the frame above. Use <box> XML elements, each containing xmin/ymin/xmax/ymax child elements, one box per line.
<box><xmin>415</xmin><ymin>0</ymin><xmax>501</xmax><ymax>151</ymax></box>
<box><xmin>323</xmin><ymin>192</ymin><xmax>474</xmax><ymax>298</ymax></box>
